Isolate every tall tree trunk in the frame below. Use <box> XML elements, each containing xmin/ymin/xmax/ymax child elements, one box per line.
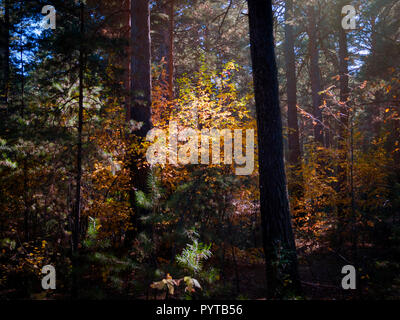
<box><xmin>124</xmin><ymin>0</ymin><xmax>131</xmax><ymax>121</ymax></box>
<box><xmin>284</xmin><ymin>0</ymin><xmax>303</xmax><ymax>198</ymax></box>
<box><xmin>338</xmin><ymin>22</ymin><xmax>349</xmax><ymax>128</ymax></box>
<box><xmin>130</xmin><ymin>0</ymin><xmax>152</xmax><ymax>136</ymax></box>
<box><xmin>19</xmin><ymin>27</ymin><xmax>30</xmax><ymax>240</ymax></box>
<box><xmin>336</xmin><ymin>1</ymin><xmax>350</xmax><ymax>246</ymax></box>
<box><xmin>167</xmin><ymin>0</ymin><xmax>174</xmax><ymax>100</ymax></box>
<box><xmin>73</xmin><ymin>2</ymin><xmax>85</xmax><ymax>254</ymax></box>
<box><xmin>338</xmin><ymin>2</ymin><xmax>350</xmax><ymax>163</ymax></box>
<box><xmin>247</xmin><ymin>0</ymin><xmax>301</xmax><ymax>297</ymax></box>
<box><xmin>23</xmin><ymin>159</ymin><xmax>30</xmax><ymax>241</ymax></box>
<box><xmin>125</xmin><ymin>0</ymin><xmax>152</xmax><ymax>246</ymax></box>
<box><xmin>0</xmin><ymin>0</ymin><xmax>9</xmax><ymax>105</ymax></box>
<box><xmin>71</xmin><ymin>2</ymin><xmax>85</xmax><ymax>299</ymax></box>
<box><xmin>307</xmin><ymin>5</ymin><xmax>324</xmax><ymax>145</ymax></box>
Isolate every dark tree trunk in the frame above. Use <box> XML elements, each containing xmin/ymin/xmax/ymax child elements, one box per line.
<box><xmin>125</xmin><ymin>0</ymin><xmax>152</xmax><ymax>246</ymax></box>
<box><xmin>247</xmin><ymin>0</ymin><xmax>301</xmax><ymax>297</ymax></box>
<box><xmin>0</xmin><ymin>0</ymin><xmax>9</xmax><ymax>106</ymax></box>
<box><xmin>284</xmin><ymin>0</ymin><xmax>303</xmax><ymax>198</ymax></box>
<box><xmin>338</xmin><ymin>4</ymin><xmax>350</xmax><ymax>165</ymax></box>
<box><xmin>338</xmin><ymin>26</ymin><xmax>350</xmax><ymax>126</ymax></box>
<box><xmin>73</xmin><ymin>2</ymin><xmax>85</xmax><ymax>254</ymax></box>
<box><xmin>123</xmin><ymin>0</ymin><xmax>131</xmax><ymax>121</ymax></box>
<box><xmin>336</xmin><ymin>2</ymin><xmax>350</xmax><ymax>242</ymax></box>
<box><xmin>130</xmin><ymin>0</ymin><xmax>152</xmax><ymax>136</ymax></box>
<box><xmin>71</xmin><ymin>2</ymin><xmax>85</xmax><ymax>299</ymax></box>
<box><xmin>307</xmin><ymin>5</ymin><xmax>324</xmax><ymax>145</ymax></box>
<box><xmin>156</xmin><ymin>0</ymin><xmax>167</xmax><ymax>65</ymax></box>
<box><xmin>167</xmin><ymin>0</ymin><xmax>174</xmax><ymax>100</ymax></box>
<box><xmin>23</xmin><ymin>159</ymin><xmax>30</xmax><ymax>241</ymax></box>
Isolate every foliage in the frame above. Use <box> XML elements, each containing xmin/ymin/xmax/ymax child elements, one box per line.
<box><xmin>176</xmin><ymin>230</ymin><xmax>212</xmax><ymax>275</ymax></box>
<box><xmin>1</xmin><ymin>0</ymin><xmax>400</xmax><ymax>300</ymax></box>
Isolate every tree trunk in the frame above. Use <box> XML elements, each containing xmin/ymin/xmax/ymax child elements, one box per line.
<box><xmin>338</xmin><ymin>3</ymin><xmax>350</xmax><ymax>164</ymax></box>
<box><xmin>338</xmin><ymin>23</ymin><xmax>349</xmax><ymax>127</ymax></box>
<box><xmin>0</xmin><ymin>0</ymin><xmax>9</xmax><ymax>105</ymax></box>
<box><xmin>125</xmin><ymin>0</ymin><xmax>152</xmax><ymax>246</ymax></box>
<box><xmin>71</xmin><ymin>2</ymin><xmax>85</xmax><ymax>299</ymax></box>
<box><xmin>167</xmin><ymin>0</ymin><xmax>174</xmax><ymax>100</ymax></box>
<box><xmin>336</xmin><ymin>1</ymin><xmax>350</xmax><ymax>245</ymax></box>
<box><xmin>284</xmin><ymin>0</ymin><xmax>303</xmax><ymax>198</ymax></box>
<box><xmin>73</xmin><ymin>2</ymin><xmax>85</xmax><ymax>254</ymax></box>
<box><xmin>123</xmin><ymin>0</ymin><xmax>131</xmax><ymax>121</ymax></box>
<box><xmin>130</xmin><ymin>0</ymin><xmax>152</xmax><ymax>136</ymax></box>
<box><xmin>307</xmin><ymin>5</ymin><xmax>324</xmax><ymax>145</ymax></box>
<box><xmin>247</xmin><ymin>0</ymin><xmax>301</xmax><ymax>297</ymax></box>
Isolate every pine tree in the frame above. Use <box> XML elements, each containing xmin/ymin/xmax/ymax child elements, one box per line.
<box><xmin>247</xmin><ymin>0</ymin><xmax>301</xmax><ymax>297</ymax></box>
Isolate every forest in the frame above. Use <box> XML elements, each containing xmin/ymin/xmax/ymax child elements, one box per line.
<box><xmin>0</xmin><ymin>0</ymin><xmax>399</xmax><ymax>301</ymax></box>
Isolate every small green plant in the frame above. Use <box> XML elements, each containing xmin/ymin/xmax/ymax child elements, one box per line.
<box><xmin>150</xmin><ymin>230</ymin><xmax>212</xmax><ymax>298</ymax></box>
<box><xmin>176</xmin><ymin>229</ymin><xmax>212</xmax><ymax>275</ymax></box>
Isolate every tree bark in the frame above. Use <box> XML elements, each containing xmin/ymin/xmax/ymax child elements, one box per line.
<box><xmin>125</xmin><ymin>0</ymin><xmax>152</xmax><ymax>246</ymax></box>
<box><xmin>307</xmin><ymin>5</ymin><xmax>324</xmax><ymax>145</ymax></box>
<box><xmin>338</xmin><ymin>22</ymin><xmax>349</xmax><ymax>125</ymax></box>
<box><xmin>130</xmin><ymin>0</ymin><xmax>152</xmax><ymax>135</ymax></box>
<box><xmin>247</xmin><ymin>0</ymin><xmax>301</xmax><ymax>297</ymax></box>
<box><xmin>71</xmin><ymin>2</ymin><xmax>85</xmax><ymax>299</ymax></box>
<box><xmin>336</xmin><ymin>1</ymin><xmax>351</xmax><ymax>245</ymax></box>
<box><xmin>338</xmin><ymin>1</ymin><xmax>350</xmax><ymax>168</ymax></box>
<box><xmin>73</xmin><ymin>2</ymin><xmax>85</xmax><ymax>254</ymax></box>
<box><xmin>123</xmin><ymin>0</ymin><xmax>131</xmax><ymax>121</ymax></box>
<box><xmin>0</xmin><ymin>0</ymin><xmax>9</xmax><ymax>106</ymax></box>
<box><xmin>284</xmin><ymin>0</ymin><xmax>303</xmax><ymax>198</ymax></box>
<box><xmin>167</xmin><ymin>0</ymin><xmax>174</xmax><ymax>100</ymax></box>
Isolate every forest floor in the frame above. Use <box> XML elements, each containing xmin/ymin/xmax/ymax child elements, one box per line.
<box><xmin>227</xmin><ymin>244</ymin><xmax>361</xmax><ymax>300</ymax></box>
